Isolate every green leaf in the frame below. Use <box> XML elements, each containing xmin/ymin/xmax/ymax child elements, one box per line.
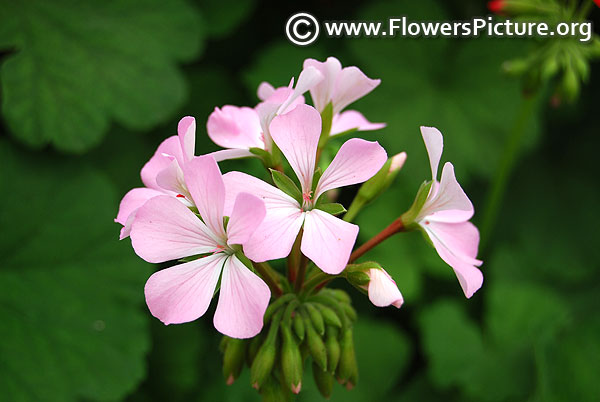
<box><xmin>199</xmin><ymin>0</ymin><xmax>255</xmax><ymax>39</ymax></box>
<box><xmin>0</xmin><ymin>0</ymin><xmax>203</xmax><ymax>153</ymax></box>
<box><xmin>270</xmin><ymin>169</ymin><xmax>303</xmax><ymax>204</ymax></box>
<box><xmin>319</xmin><ymin>102</ymin><xmax>334</xmax><ymax>147</ymax></box>
<box><xmin>0</xmin><ymin>140</ymin><xmax>150</xmax><ymax>401</ymax></box>
<box><xmin>315</xmin><ymin>203</ymin><xmax>347</xmax><ymax>216</ymax></box>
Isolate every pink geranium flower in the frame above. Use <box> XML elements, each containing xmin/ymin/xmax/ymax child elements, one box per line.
<box><xmin>223</xmin><ymin>104</ymin><xmax>387</xmax><ymax>275</ymax></box>
<box><xmin>365</xmin><ymin>268</ymin><xmax>403</xmax><ymax>308</ymax></box>
<box><xmin>302</xmin><ymin>56</ymin><xmax>385</xmax><ymax>136</ymax></box>
<box><xmin>115</xmin><ymin>116</ymin><xmax>196</xmax><ymax>239</ymax></box>
<box><xmin>415</xmin><ymin>127</ymin><xmax>483</xmax><ymax>298</ymax></box>
<box><xmin>206</xmin><ymin>67</ymin><xmax>323</xmax><ymax>159</ymax></box>
<box><xmin>130</xmin><ymin>155</ymin><xmax>270</xmax><ymax>338</ymax></box>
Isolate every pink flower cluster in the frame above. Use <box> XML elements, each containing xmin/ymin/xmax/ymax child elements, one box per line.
<box><xmin>116</xmin><ymin>56</ymin><xmax>483</xmax><ymax>339</ymax></box>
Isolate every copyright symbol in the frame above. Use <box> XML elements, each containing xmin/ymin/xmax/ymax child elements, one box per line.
<box><xmin>285</xmin><ymin>13</ymin><xmax>320</xmax><ymax>46</ymax></box>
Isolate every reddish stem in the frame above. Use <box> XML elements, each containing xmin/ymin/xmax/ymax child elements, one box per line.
<box><xmin>349</xmin><ymin>217</ymin><xmax>405</xmax><ymax>263</ymax></box>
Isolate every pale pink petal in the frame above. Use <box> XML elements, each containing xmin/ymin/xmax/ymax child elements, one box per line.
<box><xmin>208</xmin><ymin>148</ymin><xmax>255</xmax><ymax>162</ymax></box>
<box><xmin>145</xmin><ymin>254</ymin><xmax>226</xmax><ymax>325</ymax></box>
<box><xmin>257</xmin><ymin>82</ymin><xmax>276</xmax><ymax>101</ymax></box>
<box><xmin>279</xmin><ymin>66</ymin><xmax>324</xmax><ymax>114</ymax></box>
<box><xmin>420</xmin><ymin>163</ymin><xmax>474</xmax><ymax>222</ymax></box>
<box><xmin>390</xmin><ymin>152</ymin><xmax>407</xmax><ymax>172</ymax></box>
<box><xmin>222</xmin><ymin>171</ymin><xmax>300</xmax><ymax>216</ymax></box>
<box><xmin>155</xmin><ymin>159</ymin><xmax>187</xmax><ymax>196</ymax></box>
<box><xmin>242</xmin><ymin>206</ymin><xmax>305</xmax><ymax>262</ymax></box>
<box><xmin>183</xmin><ymin>156</ymin><xmax>226</xmax><ymax>239</ymax></box>
<box><xmin>421</xmin><ymin>221</ymin><xmax>483</xmax><ymax>298</ymax></box>
<box><xmin>130</xmin><ymin>196</ymin><xmax>219</xmax><ymax>263</ymax></box>
<box><xmin>315</xmin><ymin>138</ymin><xmax>387</xmax><ymax>200</ymax></box>
<box><xmin>214</xmin><ymin>255</ymin><xmax>271</xmax><ymax>338</ymax></box>
<box><xmin>304</xmin><ymin>57</ymin><xmax>342</xmax><ymax>112</ymax></box>
<box><xmin>301</xmin><ymin>209</ymin><xmax>359</xmax><ymax>275</ymax></box>
<box><xmin>270</xmin><ymin>104</ymin><xmax>321</xmax><ymax>192</ymax></box>
<box><xmin>421</xmin><ymin>126</ymin><xmax>443</xmax><ymax>182</ymax></box>
<box><xmin>140</xmin><ymin>136</ymin><xmax>181</xmax><ymax>189</ymax></box>
<box><xmin>178</xmin><ymin>116</ymin><xmax>196</xmax><ymax>162</ymax></box>
<box><xmin>332</xmin><ymin>66</ymin><xmax>380</xmax><ymax>114</ymax></box>
<box><xmin>226</xmin><ymin>193</ymin><xmax>266</xmax><ymax>246</ymax></box>
<box><xmin>222</xmin><ymin>171</ymin><xmax>303</xmax><ymax>261</ymax></box>
<box><xmin>330</xmin><ymin>110</ymin><xmax>386</xmax><ymax>136</ymax></box>
<box><xmin>367</xmin><ymin>268</ymin><xmax>404</xmax><ymax>308</ymax></box>
<box><xmin>207</xmin><ymin>106</ymin><xmax>264</xmax><ymax>150</ymax></box>
<box><xmin>115</xmin><ymin>187</ymin><xmax>164</xmax><ymax>239</ymax></box>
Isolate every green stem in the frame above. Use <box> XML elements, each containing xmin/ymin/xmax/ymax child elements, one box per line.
<box><xmin>343</xmin><ymin>197</ymin><xmax>366</xmax><ymax>223</ymax></box>
<box><xmin>287</xmin><ymin>230</ymin><xmax>303</xmax><ymax>282</ymax></box>
<box><xmin>300</xmin><ymin>271</ymin><xmax>337</xmax><ymax>297</ymax></box>
<box><xmin>294</xmin><ymin>253</ymin><xmax>309</xmax><ymax>293</ymax></box>
<box><xmin>480</xmin><ymin>95</ymin><xmax>536</xmax><ymax>251</ymax></box>
<box><xmin>253</xmin><ymin>261</ymin><xmax>283</xmax><ymax>297</ymax></box>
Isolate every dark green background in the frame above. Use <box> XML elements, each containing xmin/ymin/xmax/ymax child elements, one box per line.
<box><xmin>0</xmin><ymin>0</ymin><xmax>598</xmax><ymax>401</ymax></box>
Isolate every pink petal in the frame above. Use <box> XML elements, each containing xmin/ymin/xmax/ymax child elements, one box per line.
<box><xmin>145</xmin><ymin>254</ymin><xmax>226</xmax><ymax>325</ymax></box>
<box><xmin>315</xmin><ymin>138</ymin><xmax>387</xmax><ymax>200</ymax></box>
<box><xmin>226</xmin><ymin>193</ymin><xmax>266</xmax><ymax>246</ymax></box>
<box><xmin>301</xmin><ymin>209</ymin><xmax>359</xmax><ymax>275</ymax></box>
<box><xmin>178</xmin><ymin>116</ymin><xmax>196</xmax><ymax>163</ymax></box>
<box><xmin>207</xmin><ymin>106</ymin><xmax>264</xmax><ymax>150</ymax></box>
<box><xmin>367</xmin><ymin>268</ymin><xmax>404</xmax><ymax>308</ymax></box>
<box><xmin>279</xmin><ymin>66</ymin><xmax>324</xmax><ymax>114</ymax></box>
<box><xmin>183</xmin><ymin>156</ymin><xmax>226</xmax><ymax>239</ymax></box>
<box><xmin>304</xmin><ymin>57</ymin><xmax>342</xmax><ymax>112</ymax></box>
<box><xmin>270</xmin><ymin>104</ymin><xmax>321</xmax><ymax>192</ymax></box>
<box><xmin>257</xmin><ymin>82</ymin><xmax>276</xmax><ymax>101</ymax></box>
<box><xmin>155</xmin><ymin>159</ymin><xmax>187</xmax><ymax>196</ymax></box>
<box><xmin>115</xmin><ymin>187</ymin><xmax>164</xmax><ymax>239</ymax></box>
<box><xmin>332</xmin><ymin>66</ymin><xmax>380</xmax><ymax>114</ymax></box>
<box><xmin>420</xmin><ymin>162</ymin><xmax>474</xmax><ymax>222</ymax></box>
<box><xmin>421</xmin><ymin>221</ymin><xmax>483</xmax><ymax>298</ymax></box>
<box><xmin>131</xmin><ymin>196</ymin><xmax>219</xmax><ymax>263</ymax></box>
<box><xmin>222</xmin><ymin>171</ymin><xmax>303</xmax><ymax>261</ymax></box>
<box><xmin>222</xmin><ymin>171</ymin><xmax>300</xmax><ymax>216</ymax></box>
<box><xmin>208</xmin><ymin>148</ymin><xmax>254</xmax><ymax>162</ymax></box>
<box><xmin>421</xmin><ymin>126</ymin><xmax>443</xmax><ymax>182</ymax></box>
<box><xmin>330</xmin><ymin>110</ymin><xmax>386</xmax><ymax>136</ymax></box>
<box><xmin>214</xmin><ymin>255</ymin><xmax>271</xmax><ymax>338</ymax></box>
<box><xmin>140</xmin><ymin>136</ymin><xmax>181</xmax><ymax>189</ymax></box>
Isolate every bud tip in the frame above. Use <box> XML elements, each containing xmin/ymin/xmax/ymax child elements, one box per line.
<box><xmin>226</xmin><ymin>374</ymin><xmax>235</xmax><ymax>386</ymax></box>
<box><xmin>291</xmin><ymin>382</ymin><xmax>302</xmax><ymax>394</ymax></box>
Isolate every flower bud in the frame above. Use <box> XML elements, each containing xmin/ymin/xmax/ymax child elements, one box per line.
<box><xmin>250</xmin><ymin>308</ymin><xmax>284</xmax><ymax>389</ymax></box>
<box><xmin>222</xmin><ymin>337</ymin><xmax>246</xmax><ymax>385</ymax></box>
<box><xmin>336</xmin><ymin>327</ymin><xmax>358</xmax><ymax>385</ymax></box>
<box><xmin>312</xmin><ymin>361</ymin><xmax>334</xmax><ymax>399</ymax></box>
<box><xmin>488</xmin><ymin>0</ymin><xmax>556</xmax><ymax>16</ymax></box>
<box><xmin>303</xmin><ymin>311</ymin><xmax>328</xmax><ymax>370</ymax></box>
<box><xmin>293</xmin><ymin>312</ymin><xmax>305</xmax><ymax>341</ymax></box>
<box><xmin>304</xmin><ymin>303</ymin><xmax>325</xmax><ymax>336</ymax></box>
<box><xmin>315</xmin><ymin>303</ymin><xmax>342</xmax><ymax>328</ymax></box>
<box><xmin>325</xmin><ymin>326</ymin><xmax>341</xmax><ymax>373</ymax></box>
<box><xmin>561</xmin><ymin>65</ymin><xmax>580</xmax><ymax>102</ymax></box>
<box><xmin>281</xmin><ymin>324</ymin><xmax>303</xmax><ymax>394</ymax></box>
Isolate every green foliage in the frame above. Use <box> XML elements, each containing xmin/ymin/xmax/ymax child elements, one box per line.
<box><xmin>0</xmin><ymin>0</ymin><xmax>203</xmax><ymax>152</ymax></box>
<box><xmin>0</xmin><ymin>140</ymin><xmax>150</xmax><ymax>401</ymax></box>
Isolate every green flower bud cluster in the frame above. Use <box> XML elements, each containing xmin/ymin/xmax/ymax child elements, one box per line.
<box><xmin>497</xmin><ymin>0</ymin><xmax>599</xmax><ymax>103</ymax></box>
<box><xmin>220</xmin><ymin>289</ymin><xmax>359</xmax><ymax>401</ymax></box>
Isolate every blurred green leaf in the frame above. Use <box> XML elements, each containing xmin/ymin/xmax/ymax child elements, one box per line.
<box><xmin>0</xmin><ymin>0</ymin><xmax>203</xmax><ymax>152</ymax></box>
<box><xmin>0</xmin><ymin>140</ymin><xmax>150</xmax><ymax>401</ymax></box>
<box><xmin>198</xmin><ymin>0</ymin><xmax>255</xmax><ymax>39</ymax></box>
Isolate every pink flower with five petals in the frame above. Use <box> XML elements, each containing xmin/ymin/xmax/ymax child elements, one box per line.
<box><xmin>223</xmin><ymin>104</ymin><xmax>388</xmax><ymax>275</ymax></box>
<box><xmin>115</xmin><ymin>116</ymin><xmax>196</xmax><ymax>239</ymax></box>
<box><xmin>302</xmin><ymin>56</ymin><xmax>385</xmax><ymax>136</ymax></box>
<box><xmin>413</xmin><ymin>127</ymin><xmax>483</xmax><ymax>298</ymax></box>
<box><xmin>365</xmin><ymin>268</ymin><xmax>404</xmax><ymax>308</ymax></box>
<box><xmin>130</xmin><ymin>156</ymin><xmax>270</xmax><ymax>339</ymax></box>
